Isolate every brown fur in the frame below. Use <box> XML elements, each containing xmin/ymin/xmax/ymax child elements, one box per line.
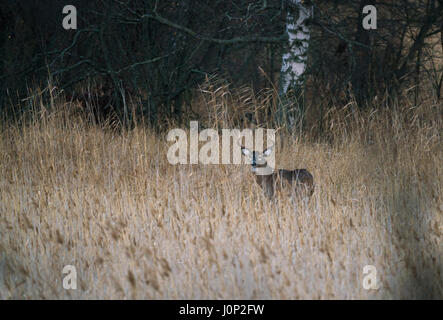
<box><xmin>241</xmin><ymin>146</ymin><xmax>314</xmax><ymax>199</ymax></box>
<box><xmin>254</xmin><ymin>166</ymin><xmax>314</xmax><ymax>199</ymax></box>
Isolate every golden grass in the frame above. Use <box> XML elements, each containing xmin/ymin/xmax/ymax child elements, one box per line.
<box><xmin>0</xmin><ymin>90</ymin><xmax>442</xmax><ymax>299</ymax></box>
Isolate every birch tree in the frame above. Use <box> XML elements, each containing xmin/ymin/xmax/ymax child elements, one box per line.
<box><xmin>280</xmin><ymin>0</ymin><xmax>312</xmax><ymax>94</ymax></box>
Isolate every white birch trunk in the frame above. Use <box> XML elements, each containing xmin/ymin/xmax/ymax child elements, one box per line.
<box><xmin>280</xmin><ymin>1</ymin><xmax>312</xmax><ymax>94</ymax></box>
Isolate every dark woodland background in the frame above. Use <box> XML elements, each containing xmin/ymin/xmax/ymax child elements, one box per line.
<box><xmin>1</xmin><ymin>0</ymin><xmax>442</xmax><ymax>129</ymax></box>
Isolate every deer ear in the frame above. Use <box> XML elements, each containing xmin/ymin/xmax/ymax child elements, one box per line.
<box><xmin>263</xmin><ymin>146</ymin><xmax>273</xmax><ymax>156</ymax></box>
<box><xmin>241</xmin><ymin>147</ymin><xmax>251</xmax><ymax>156</ymax></box>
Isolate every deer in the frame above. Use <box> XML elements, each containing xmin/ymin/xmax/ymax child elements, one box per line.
<box><xmin>240</xmin><ymin>140</ymin><xmax>314</xmax><ymax>200</ymax></box>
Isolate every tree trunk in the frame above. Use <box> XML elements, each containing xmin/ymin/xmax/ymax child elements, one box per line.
<box><xmin>279</xmin><ymin>0</ymin><xmax>312</xmax><ymax>94</ymax></box>
<box><xmin>351</xmin><ymin>0</ymin><xmax>374</xmax><ymax>107</ymax></box>
<box><xmin>278</xmin><ymin>0</ymin><xmax>312</xmax><ymax>131</ymax></box>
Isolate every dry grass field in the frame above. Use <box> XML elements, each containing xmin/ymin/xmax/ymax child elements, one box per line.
<box><xmin>0</xmin><ymin>87</ymin><xmax>442</xmax><ymax>299</ymax></box>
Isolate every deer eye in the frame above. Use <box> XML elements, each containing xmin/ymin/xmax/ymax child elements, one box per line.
<box><xmin>263</xmin><ymin>148</ymin><xmax>273</xmax><ymax>156</ymax></box>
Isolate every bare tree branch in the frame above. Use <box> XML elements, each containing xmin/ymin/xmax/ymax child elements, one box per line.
<box><xmin>127</xmin><ymin>12</ymin><xmax>287</xmax><ymax>44</ymax></box>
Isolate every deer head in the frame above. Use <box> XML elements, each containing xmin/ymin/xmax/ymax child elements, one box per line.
<box><xmin>238</xmin><ymin>138</ymin><xmax>275</xmax><ymax>175</ymax></box>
